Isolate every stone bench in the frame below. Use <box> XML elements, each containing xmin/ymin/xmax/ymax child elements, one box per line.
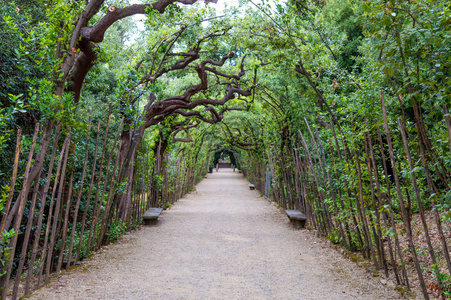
<box><xmin>285</xmin><ymin>210</ymin><xmax>307</xmax><ymax>228</ymax></box>
<box><xmin>143</xmin><ymin>207</ymin><xmax>163</xmax><ymax>225</ymax></box>
<box><xmin>249</xmin><ymin>184</ymin><xmax>255</xmax><ymax>190</ymax></box>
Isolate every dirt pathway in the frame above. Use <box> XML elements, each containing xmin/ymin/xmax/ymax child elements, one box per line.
<box><xmin>30</xmin><ymin>169</ymin><xmax>404</xmax><ymax>299</ymax></box>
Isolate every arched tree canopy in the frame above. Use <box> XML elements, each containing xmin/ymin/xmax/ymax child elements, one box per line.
<box><xmin>212</xmin><ymin>148</ymin><xmax>238</xmax><ymax>168</ymax></box>
<box><xmin>2</xmin><ymin>0</ymin><xmax>451</xmax><ymax>298</ymax></box>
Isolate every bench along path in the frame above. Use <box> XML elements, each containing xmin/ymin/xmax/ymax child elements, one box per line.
<box><xmin>30</xmin><ymin>169</ymin><xmax>401</xmax><ymax>299</ymax></box>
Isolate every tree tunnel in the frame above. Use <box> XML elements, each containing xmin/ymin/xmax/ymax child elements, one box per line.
<box><xmin>212</xmin><ymin>148</ymin><xmax>240</xmax><ymax>169</ymax></box>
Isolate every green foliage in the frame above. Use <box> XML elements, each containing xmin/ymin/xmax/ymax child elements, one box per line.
<box><xmin>1</xmin><ymin>0</ymin><xmax>451</xmax><ymax>295</ymax></box>
<box><xmin>0</xmin><ymin>229</ymin><xmax>18</xmax><ymax>277</ymax></box>
<box><xmin>108</xmin><ymin>220</ymin><xmax>127</xmax><ymax>243</ymax></box>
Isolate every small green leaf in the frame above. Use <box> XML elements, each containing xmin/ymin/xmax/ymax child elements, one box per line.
<box><xmin>387</xmin><ymin>67</ymin><xmax>394</xmax><ymax>76</ymax></box>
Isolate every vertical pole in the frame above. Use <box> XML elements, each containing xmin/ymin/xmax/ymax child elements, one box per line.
<box><xmin>0</xmin><ymin>123</ymin><xmax>40</xmax><ymax>298</ymax></box>
<box><xmin>66</xmin><ymin>118</ymin><xmax>92</xmax><ymax>269</ymax></box>
<box><xmin>398</xmin><ymin>118</ymin><xmax>442</xmax><ymax>280</ymax></box>
<box><xmin>56</xmin><ymin>171</ymin><xmax>75</xmax><ymax>273</ymax></box>
<box><xmin>75</xmin><ymin>121</ymin><xmax>101</xmax><ymax>262</ymax></box>
<box><xmin>45</xmin><ymin>132</ymin><xmax>71</xmax><ymax>284</ymax></box>
<box><xmin>25</xmin><ymin>123</ymin><xmax>60</xmax><ymax>294</ymax></box>
<box><xmin>86</xmin><ymin>112</ymin><xmax>113</xmax><ymax>255</ymax></box>
<box><xmin>381</xmin><ymin>91</ymin><xmax>428</xmax><ymax>298</ymax></box>
<box><xmin>363</xmin><ymin>130</ymin><xmax>388</xmax><ymax>276</ymax></box>
<box><xmin>92</xmin><ymin>117</ymin><xmax>124</xmax><ymax>249</ymax></box>
<box><xmin>0</xmin><ymin>130</ymin><xmax>22</xmax><ymax>233</ymax></box>
<box><xmin>11</xmin><ymin>170</ymin><xmax>41</xmax><ymax>299</ymax></box>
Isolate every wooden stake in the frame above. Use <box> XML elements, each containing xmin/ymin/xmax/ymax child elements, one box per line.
<box><xmin>25</xmin><ymin>123</ymin><xmax>61</xmax><ymax>294</ymax></box>
<box><xmin>56</xmin><ymin>171</ymin><xmax>74</xmax><ymax>273</ymax></box>
<box><xmin>11</xmin><ymin>171</ymin><xmax>41</xmax><ymax>299</ymax></box>
<box><xmin>376</xmin><ymin>124</ymin><xmax>406</xmax><ymax>286</ymax></box>
<box><xmin>398</xmin><ymin>118</ymin><xmax>442</xmax><ymax>282</ymax></box>
<box><xmin>0</xmin><ymin>123</ymin><xmax>40</xmax><ymax>298</ymax></box>
<box><xmin>443</xmin><ymin>105</ymin><xmax>451</xmax><ymax>154</ymax></box>
<box><xmin>86</xmin><ymin>113</ymin><xmax>113</xmax><ymax>255</ymax></box>
<box><xmin>364</xmin><ymin>121</ymin><xmax>398</xmax><ymax>282</ymax></box>
<box><xmin>94</xmin><ymin>118</ymin><xmax>124</xmax><ymax>249</ymax></box>
<box><xmin>66</xmin><ymin>118</ymin><xmax>92</xmax><ymax>269</ymax></box>
<box><xmin>45</xmin><ymin>132</ymin><xmax>71</xmax><ymax>284</ymax></box>
<box><xmin>363</xmin><ymin>130</ymin><xmax>387</xmax><ymax>275</ymax></box>
<box><xmin>75</xmin><ymin>121</ymin><xmax>101</xmax><ymax>262</ymax></box>
<box><xmin>381</xmin><ymin>91</ymin><xmax>428</xmax><ymax>298</ymax></box>
<box><xmin>353</xmin><ymin>133</ymin><xmax>379</xmax><ymax>269</ymax></box>
<box><xmin>0</xmin><ymin>129</ymin><xmax>22</xmax><ymax>234</ymax></box>
<box><xmin>314</xmin><ymin>127</ymin><xmax>346</xmax><ymax>246</ymax></box>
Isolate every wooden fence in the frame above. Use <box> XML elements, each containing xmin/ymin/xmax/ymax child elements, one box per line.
<box><xmin>0</xmin><ymin>114</ymin><xmax>204</xmax><ymax>299</ymax></box>
<box><xmin>241</xmin><ymin>93</ymin><xmax>451</xmax><ymax>299</ymax></box>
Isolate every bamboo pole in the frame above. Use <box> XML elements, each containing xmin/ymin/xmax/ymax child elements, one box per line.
<box><xmin>296</xmin><ymin>143</ymin><xmax>313</xmax><ymax>226</ymax></box>
<box><xmin>306</xmin><ymin>130</ymin><xmax>333</xmax><ymax>232</ymax></box>
<box><xmin>363</xmin><ymin>131</ymin><xmax>387</xmax><ymax>275</ymax></box>
<box><xmin>327</xmin><ymin>136</ymin><xmax>353</xmax><ymax>250</ymax></box>
<box><xmin>413</xmin><ymin>106</ymin><xmax>451</xmax><ymax>275</ymax></box>
<box><xmin>376</xmin><ymin>124</ymin><xmax>408</xmax><ymax>286</ymax></box>
<box><xmin>332</xmin><ymin>120</ymin><xmax>365</xmax><ymax>250</ymax></box>
<box><xmin>99</xmin><ymin>140</ymin><xmax>124</xmax><ymax>244</ymax></box>
<box><xmin>37</xmin><ymin>136</ymin><xmax>67</xmax><ymax>287</ymax></box>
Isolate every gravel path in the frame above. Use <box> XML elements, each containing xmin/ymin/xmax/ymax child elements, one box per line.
<box><xmin>29</xmin><ymin>169</ymin><xmax>405</xmax><ymax>299</ymax></box>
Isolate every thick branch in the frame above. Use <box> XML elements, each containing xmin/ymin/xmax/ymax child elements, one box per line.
<box><xmin>68</xmin><ymin>0</ymin><xmax>216</xmax><ymax>101</ymax></box>
<box><xmin>80</xmin><ymin>1</ymin><xmax>217</xmax><ymax>43</ymax></box>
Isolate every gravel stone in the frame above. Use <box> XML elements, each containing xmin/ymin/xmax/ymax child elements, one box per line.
<box><xmin>29</xmin><ymin>169</ymin><xmax>405</xmax><ymax>299</ymax></box>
